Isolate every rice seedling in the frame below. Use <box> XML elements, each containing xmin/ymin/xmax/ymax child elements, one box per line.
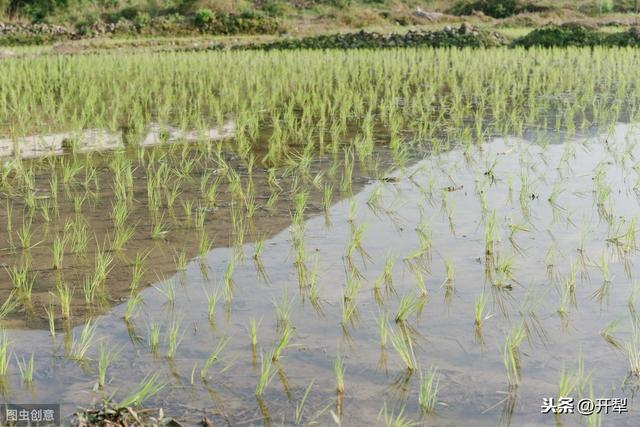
<box><xmin>55</xmin><ymin>281</ymin><xmax>73</xmax><ymax>319</ymax></box>
<box><xmin>205</xmin><ymin>287</ymin><xmax>221</xmax><ymax>321</ymax></box>
<box><xmin>249</xmin><ymin>317</ymin><xmax>261</xmax><ymax>349</ymax></box>
<box><xmin>154</xmin><ymin>281</ymin><xmax>176</xmax><ymax>306</ymax></box>
<box><xmin>395</xmin><ymin>294</ymin><xmax>419</xmax><ymax>323</ymax></box>
<box><xmin>334</xmin><ymin>354</ymin><xmax>345</xmax><ymax>394</ymax></box>
<box><xmin>147</xmin><ymin>321</ymin><xmax>161</xmax><ymax>355</ymax></box>
<box><xmin>50</xmin><ymin>234</ymin><xmax>66</xmax><ymax>270</ymax></box>
<box><xmin>97</xmin><ymin>342</ymin><xmax>120</xmax><ymax>388</ymax></box>
<box><xmin>165</xmin><ymin>317</ymin><xmax>183</xmax><ymax>358</ymax></box>
<box><xmin>69</xmin><ymin>320</ymin><xmax>97</xmax><ymax>360</ymax></box>
<box><xmin>117</xmin><ymin>373</ymin><xmax>165</xmax><ymax>407</ymax></box>
<box><xmin>557</xmin><ymin>366</ymin><xmax>576</xmax><ymax>402</ymax></box>
<box><xmin>17</xmin><ymin>220</ymin><xmax>36</xmax><ymax>250</ymax></box>
<box><xmin>15</xmin><ymin>352</ymin><xmax>35</xmax><ymax>384</ymax></box>
<box><xmin>81</xmin><ymin>274</ymin><xmax>98</xmax><ymax>305</ymax></box>
<box><xmin>94</xmin><ymin>246</ymin><xmax>114</xmax><ymax>287</ymax></box>
<box><xmin>151</xmin><ymin>215</ymin><xmax>169</xmax><ymax>240</ymax></box>
<box><xmin>44</xmin><ymin>297</ymin><xmax>56</xmax><ymax>337</ymax></box>
<box><xmin>389</xmin><ymin>324</ymin><xmax>416</xmax><ymax>371</ymax></box>
<box><xmin>323</xmin><ymin>184</ymin><xmax>333</xmax><ymax>213</ymax></box>
<box><xmin>273</xmin><ymin>293</ymin><xmax>292</xmax><ymax>329</ymax></box>
<box><xmin>294</xmin><ymin>380</ymin><xmax>315</xmax><ymax>425</ymax></box>
<box><xmin>130</xmin><ymin>251</ymin><xmax>147</xmax><ymax>291</ymax></box>
<box><xmin>441</xmin><ymin>259</ymin><xmax>454</xmax><ymax>294</ymax></box>
<box><xmin>418</xmin><ymin>366</ymin><xmax>440</xmax><ymax>413</ymax></box>
<box><xmin>378</xmin><ymin>403</ymin><xmax>417</xmax><ymax>427</ymax></box>
<box><xmin>347</xmin><ymin>223</ymin><xmax>368</xmax><ymax>260</ymax></box>
<box><xmin>272</xmin><ymin>323</ymin><xmax>294</xmax><ymax>361</ymax></box>
<box><xmin>200</xmin><ymin>336</ymin><xmax>230</xmax><ymax>381</ymax></box>
<box><xmin>255</xmin><ymin>352</ymin><xmax>276</xmax><ymax>397</ymax></box>
<box><xmin>0</xmin><ymin>331</ymin><xmax>10</xmax><ymax>376</ymax></box>
<box><xmin>70</xmin><ymin>218</ymin><xmax>89</xmax><ymax>254</ymax></box>
<box><xmin>474</xmin><ymin>292</ymin><xmax>489</xmax><ymax>330</ymax></box>
<box><xmin>198</xmin><ymin>232</ymin><xmax>212</xmax><ymax>257</ymax></box>
<box><xmin>124</xmin><ymin>292</ymin><xmax>143</xmax><ymax>322</ymax></box>
<box><xmin>111</xmin><ymin>223</ymin><xmax>136</xmax><ymax>252</ymax></box>
<box><xmin>503</xmin><ymin>323</ymin><xmax>527</xmax><ymax>387</ymax></box>
<box><xmin>0</xmin><ymin>291</ymin><xmax>18</xmax><ymax>321</ymax></box>
<box><xmin>253</xmin><ymin>236</ymin><xmax>266</xmax><ymax>260</ymax></box>
<box><xmin>6</xmin><ymin>262</ymin><xmax>35</xmax><ymax>302</ymax></box>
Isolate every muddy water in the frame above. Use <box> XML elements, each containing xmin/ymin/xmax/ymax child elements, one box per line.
<box><xmin>3</xmin><ymin>123</ymin><xmax>640</xmax><ymax>426</ymax></box>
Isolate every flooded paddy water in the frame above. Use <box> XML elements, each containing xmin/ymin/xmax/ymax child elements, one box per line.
<box><xmin>1</xmin><ymin>48</ymin><xmax>640</xmax><ymax>426</ymax></box>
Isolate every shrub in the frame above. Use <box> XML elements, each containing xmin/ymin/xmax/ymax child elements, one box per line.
<box><xmin>450</xmin><ymin>0</ymin><xmax>548</xmax><ymax>19</ymax></box>
<box><xmin>261</xmin><ymin>1</ymin><xmax>285</xmax><ymax>17</ymax></box>
<box><xmin>134</xmin><ymin>11</ymin><xmax>151</xmax><ymax>30</ymax></box>
<box><xmin>513</xmin><ymin>23</ymin><xmax>602</xmax><ymax>47</ymax></box>
<box><xmin>195</xmin><ymin>12</ymin><xmax>280</xmax><ymax>35</ymax></box>
<box><xmin>604</xmin><ymin>27</ymin><xmax>640</xmax><ymax>46</ymax></box>
<box><xmin>450</xmin><ymin>0</ymin><xmax>519</xmax><ymax>18</ymax></box>
<box><xmin>194</xmin><ymin>8</ymin><xmax>215</xmax><ymax>28</ymax></box>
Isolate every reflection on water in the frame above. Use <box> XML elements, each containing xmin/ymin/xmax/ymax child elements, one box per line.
<box><xmin>3</xmin><ymin>123</ymin><xmax>640</xmax><ymax>425</ymax></box>
<box><xmin>0</xmin><ymin>121</ymin><xmax>235</xmax><ymax>159</ymax></box>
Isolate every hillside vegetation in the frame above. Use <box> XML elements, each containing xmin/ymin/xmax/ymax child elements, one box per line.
<box><xmin>1</xmin><ymin>1</ymin><xmax>639</xmax><ymax>31</ymax></box>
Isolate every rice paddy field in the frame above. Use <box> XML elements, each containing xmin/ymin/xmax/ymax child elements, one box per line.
<box><xmin>2</xmin><ymin>47</ymin><xmax>640</xmax><ymax>426</ymax></box>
